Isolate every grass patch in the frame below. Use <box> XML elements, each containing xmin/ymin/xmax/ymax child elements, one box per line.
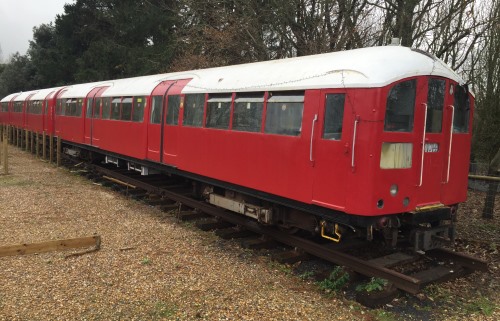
<box><xmin>150</xmin><ymin>301</ymin><xmax>177</xmax><ymax>319</ymax></box>
<box><xmin>372</xmin><ymin>310</ymin><xmax>398</xmax><ymax>321</ymax></box>
<box><xmin>141</xmin><ymin>257</ymin><xmax>152</xmax><ymax>265</ymax></box>
<box><xmin>317</xmin><ymin>266</ymin><xmax>350</xmax><ymax>293</ymax></box>
<box><xmin>463</xmin><ymin>296</ymin><xmax>497</xmax><ymax>316</ymax></box>
<box><xmin>0</xmin><ymin>176</ymin><xmax>33</xmax><ymax>187</ymax></box>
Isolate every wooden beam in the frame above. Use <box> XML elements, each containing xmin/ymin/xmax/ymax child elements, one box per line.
<box><xmin>0</xmin><ymin>236</ymin><xmax>101</xmax><ymax>257</ymax></box>
<box><xmin>469</xmin><ymin>174</ymin><xmax>500</xmax><ymax>182</ymax></box>
<box><xmin>102</xmin><ymin>175</ymin><xmax>136</xmax><ymax>189</ymax></box>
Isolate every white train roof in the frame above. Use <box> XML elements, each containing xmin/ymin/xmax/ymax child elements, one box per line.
<box><xmin>99</xmin><ymin>74</ymin><xmax>170</xmax><ymax>97</ymax></box>
<box><xmin>0</xmin><ymin>92</ymin><xmax>19</xmax><ymax>103</ymax></box>
<box><xmin>30</xmin><ymin>87</ymin><xmax>65</xmax><ymax>100</ymax></box>
<box><xmin>59</xmin><ymin>81</ymin><xmax>112</xmax><ymax>99</ymax></box>
<box><xmin>1</xmin><ymin>46</ymin><xmax>466</xmax><ymax>101</ymax></box>
<box><xmin>96</xmin><ymin>46</ymin><xmax>465</xmax><ymax>96</ymax></box>
<box><xmin>179</xmin><ymin>46</ymin><xmax>464</xmax><ymax>93</ymax></box>
<box><xmin>12</xmin><ymin>90</ymin><xmax>38</xmax><ymax>101</ymax></box>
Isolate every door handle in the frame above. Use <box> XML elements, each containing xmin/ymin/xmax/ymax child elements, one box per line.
<box><xmin>352</xmin><ymin>116</ymin><xmax>360</xmax><ymax>169</ymax></box>
<box><xmin>310</xmin><ymin>114</ymin><xmax>318</xmax><ymax>163</ymax></box>
<box><xmin>444</xmin><ymin>105</ymin><xmax>454</xmax><ymax>183</ymax></box>
<box><xmin>418</xmin><ymin>103</ymin><xmax>428</xmax><ymax>187</ymax></box>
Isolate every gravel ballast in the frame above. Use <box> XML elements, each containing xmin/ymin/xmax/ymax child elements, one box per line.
<box><xmin>0</xmin><ymin>149</ymin><xmax>366</xmax><ymax>320</ymax></box>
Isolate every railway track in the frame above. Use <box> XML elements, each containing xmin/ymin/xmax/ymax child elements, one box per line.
<box><xmin>73</xmin><ymin>161</ymin><xmax>488</xmax><ymax>296</ymax></box>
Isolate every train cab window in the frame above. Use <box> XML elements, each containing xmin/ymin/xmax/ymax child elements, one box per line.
<box><xmin>166</xmin><ymin>95</ymin><xmax>181</xmax><ymax>125</ymax></box>
<box><xmin>132</xmin><ymin>96</ymin><xmax>145</xmax><ymax>122</ymax></box>
<box><xmin>1</xmin><ymin>102</ymin><xmax>8</xmax><ymax>112</ymax></box>
<box><xmin>453</xmin><ymin>84</ymin><xmax>470</xmax><ymax>133</ymax></box>
<box><xmin>206</xmin><ymin>94</ymin><xmax>231</xmax><ymax>129</ymax></box>
<box><xmin>94</xmin><ymin>98</ymin><xmax>102</xmax><ymax>118</ymax></box>
<box><xmin>384</xmin><ymin>79</ymin><xmax>416</xmax><ymax>132</ymax></box>
<box><xmin>426</xmin><ymin>79</ymin><xmax>445</xmax><ymax>133</ymax></box>
<box><xmin>111</xmin><ymin>98</ymin><xmax>121</xmax><ymax>120</ymax></box>
<box><xmin>265</xmin><ymin>91</ymin><xmax>304</xmax><ymax>136</ymax></box>
<box><xmin>183</xmin><ymin>94</ymin><xmax>205</xmax><ymax>127</ymax></box>
<box><xmin>121</xmin><ymin>97</ymin><xmax>133</xmax><ymax>121</ymax></box>
<box><xmin>233</xmin><ymin>92</ymin><xmax>264</xmax><ymax>132</ymax></box>
<box><xmin>150</xmin><ymin>95</ymin><xmax>163</xmax><ymax>124</ymax></box>
<box><xmin>102</xmin><ymin>98</ymin><xmax>111</xmax><ymax>119</ymax></box>
<box><xmin>323</xmin><ymin>94</ymin><xmax>345</xmax><ymax>140</ymax></box>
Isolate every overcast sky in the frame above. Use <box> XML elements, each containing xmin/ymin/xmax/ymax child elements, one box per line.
<box><xmin>0</xmin><ymin>0</ymin><xmax>75</xmax><ymax>62</ymax></box>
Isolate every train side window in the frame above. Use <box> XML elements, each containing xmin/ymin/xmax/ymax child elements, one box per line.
<box><xmin>132</xmin><ymin>96</ymin><xmax>145</xmax><ymax>122</ymax></box>
<box><xmin>233</xmin><ymin>92</ymin><xmax>264</xmax><ymax>132</ymax></box>
<box><xmin>94</xmin><ymin>98</ymin><xmax>102</xmax><ymax>118</ymax></box>
<box><xmin>121</xmin><ymin>97</ymin><xmax>133</xmax><ymax>121</ymax></box>
<box><xmin>15</xmin><ymin>102</ymin><xmax>23</xmax><ymax>113</ymax></box>
<box><xmin>183</xmin><ymin>94</ymin><xmax>205</xmax><ymax>127</ymax></box>
<box><xmin>166</xmin><ymin>95</ymin><xmax>181</xmax><ymax>125</ymax></box>
<box><xmin>86</xmin><ymin>99</ymin><xmax>93</xmax><ymax>118</ymax></box>
<box><xmin>111</xmin><ymin>98</ymin><xmax>121</xmax><ymax>120</ymax></box>
<box><xmin>102</xmin><ymin>98</ymin><xmax>111</xmax><ymax>119</ymax></box>
<box><xmin>65</xmin><ymin>99</ymin><xmax>75</xmax><ymax>116</ymax></box>
<box><xmin>75</xmin><ymin>99</ymin><xmax>83</xmax><ymax>117</ymax></box>
<box><xmin>56</xmin><ymin>99</ymin><xmax>62</xmax><ymax>115</ymax></box>
<box><xmin>265</xmin><ymin>91</ymin><xmax>304</xmax><ymax>136</ymax></box>
<box><xmin>206</xmin><ymin>94</ymin><xmax>231</xmax><ymax>129</ymax></box>
<box><xmin>453</xmin><ymin>84</ymin><xmax>470</xmax><ymax>133</ymax></box>
<box><xmin>426</xmin><ymin>78</ymin><xmax>445</xmax><ymax>133</ymax></box>
<box><xmin>384</xmin><ymin>79</ymin><xmax>416</xmax><ymax>132</ymax></box>
<box><xmin>323</xmin><ymin>94</ymin><xmax>345</xmax><ymax>140</ymax></box>
<box><xmin>150</xmin><ymin>95</ymin><xmax>163</xmax><ymax>124</ymax></box>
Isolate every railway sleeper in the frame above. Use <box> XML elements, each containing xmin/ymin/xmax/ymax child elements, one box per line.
<box><xmin>215</xmin><ymin>227</ymin><xmax>256</xmax><ymax>240</ymax></box>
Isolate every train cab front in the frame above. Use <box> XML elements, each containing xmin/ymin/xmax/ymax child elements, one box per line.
<box><xmin>343</xmin><ymin>75</ymin><xmax>473</xmax><ymax>252</ymax></box>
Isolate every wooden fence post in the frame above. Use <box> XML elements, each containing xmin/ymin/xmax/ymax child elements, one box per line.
<box><xmin>56</xmin><ymin>136</ymin><xmax>61</xmax><ymax>167</ymax></box>
<box><xmin>3</xmin><ymin>128</ymin><xmax>8</xmax><ymax>174</ymax></box>
<box><xmin>483</xmin><ymin>148</ymin><xmax>500</xmax><ymax>219</ymax></box>
<box><xmin>42</xmin><ymin>131</ymin><xmax>46</xmax><ymax>160</ymax></box>
<box><xmin>49</xmin><ymin>134</ymin><xmax>54</xmax><ymax>164</ymax></box>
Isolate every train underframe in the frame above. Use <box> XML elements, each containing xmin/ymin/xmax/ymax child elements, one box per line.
<box><xmin>67</xmin><ymin>143</ymin><xmax>458</xmax><ymax>253</ymax></box>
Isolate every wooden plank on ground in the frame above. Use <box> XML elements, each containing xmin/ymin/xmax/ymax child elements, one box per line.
<box><xmin>0</xmin><ymin>236</ymin><xmax>101</xmax><ymax>257</ymax></box>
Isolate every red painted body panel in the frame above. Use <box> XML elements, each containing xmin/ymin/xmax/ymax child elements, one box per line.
<box><xmin>93</xmin><ymin>119</ymin><xmax>147</xmax><ymax>159</ymax></box>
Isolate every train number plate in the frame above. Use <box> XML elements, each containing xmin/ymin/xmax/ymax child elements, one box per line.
<box><xmin>424</xmin><ymin>143</ymin><xmax>439</xmax><ymax>153</ymax></box>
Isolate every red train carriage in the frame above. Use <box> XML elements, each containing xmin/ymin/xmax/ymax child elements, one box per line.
<box><xmin>0</xmin><ymin>93</ymin><xmax>19</xmax><ymax>125</ymax></box>
<box><xmin>26</xmin><ymin>87</ymin><xmax>65</xmax><ymax>135</ymax></box>
<box><xmin>0</xmin><ymin>46</ymin><xmax>474</xmax><ymax>251</ymax></box>
<box><xmin>54</xmin><ymin>82</ymin><xmax>108</xmax><ymax>143</ymax></box>
<box><xmin>9</xmin><ymin>91</ymin><xmax>38</xmax><ymax>129</ymax></box>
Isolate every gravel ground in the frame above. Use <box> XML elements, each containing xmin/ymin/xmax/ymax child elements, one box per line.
<box><xmin>1</xmin><ymin>148</ymin><xmax>499</xmax><ymax>321</ymax></box>
<box><xmin>0</xmin><ymin>148</ymin><xmax>367</xmax><ymax>321</ymax></box>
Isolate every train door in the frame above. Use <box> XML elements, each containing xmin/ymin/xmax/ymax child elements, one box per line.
<box><xmin>162</xmin><ymin>79</ymin><xmax>190</xmax><ymax>165</ymax></box>
<box><xmin>409</xmin><ymin>77</ymin><xmax>449</xmax><ymax>206</ymax></box>
<box><xmin>84</xmin><ymin>86</ymin><xmax>109</xmax><ymax>145</ymax></box>
<box><xmin>147</xmin><ymin>79</ymin><xmax>190</xmax><ymax>163</ymax></box>
<box><xmin>311</xmin><ymin>90</ymin><xmax>351</xmax><ymax>210</ymax></box>
<box><xmin>440</xmin><ymin>81</ymin><xmax>472</xmax><ymax>204</ymax></box>
<box><xmin>148</xmin><ymin>80</ymin><xmax>176</xmax><ymax>162</ymax></box>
